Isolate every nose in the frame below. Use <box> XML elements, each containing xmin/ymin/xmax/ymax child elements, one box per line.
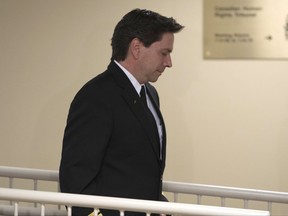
<box><xmin>164</xmin><ymin>54</ymin><xmax>172</xmax><ymax>68</ymax></box>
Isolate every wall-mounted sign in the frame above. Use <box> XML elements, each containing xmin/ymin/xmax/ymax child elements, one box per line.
<box><xmin>203</xmin><ymin>0</ymin><xmax>288</xmax><ymax>59</ymax></box>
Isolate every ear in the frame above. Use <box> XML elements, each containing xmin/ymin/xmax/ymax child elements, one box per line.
<box><xmin>130</xmin><ymin>38</ymin><xmax>142</xmax><ymax>59</ymax></box>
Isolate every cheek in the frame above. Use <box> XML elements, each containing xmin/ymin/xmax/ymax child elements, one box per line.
<box><xmin>141</xmin><ymin>52</ymin><xmax>162</xmax><ymax>71</ymax></box>
<box><xmin>150</xmin><ymin>54</ymin><xmax>163</xmax><ymax>66</ymax></box>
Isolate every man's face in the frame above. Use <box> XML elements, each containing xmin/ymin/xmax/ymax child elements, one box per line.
<box><xmin>138</xmin><ymin>32</ymin><xmax>174</xmax><ymax>83</ymax></box>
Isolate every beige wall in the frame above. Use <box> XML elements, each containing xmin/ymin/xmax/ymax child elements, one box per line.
<box><xmin>1</xmin><ymin>0</ymin><xmax>288</xmax><ymax>194</ymax></box>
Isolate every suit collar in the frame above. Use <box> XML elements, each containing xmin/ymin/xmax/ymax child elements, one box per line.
<box><xmin>108</xmin><ymin>61</ymin><xmax>163</xmax><ymax>164</ymax></box>
<box><xmin>113</xmin><ymin>60</ymin><xmax>142</xmax><ymax>95</ymax></box>
<box><xmin>146</xmin><ymin>87</ymin><xmax>167</xmax><ymax>166</ymax></box>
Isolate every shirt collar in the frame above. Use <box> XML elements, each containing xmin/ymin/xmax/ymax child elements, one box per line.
<box><xmin>114</xmin><ymin>60</ymin><xmax>142</xmax><ymax>95</ymax></box>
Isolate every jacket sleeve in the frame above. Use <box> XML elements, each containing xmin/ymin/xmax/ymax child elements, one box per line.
<box><xmin>59</xmin><ymin>84</ymin><xmax>112</xmax><ymax>195</ymax></box>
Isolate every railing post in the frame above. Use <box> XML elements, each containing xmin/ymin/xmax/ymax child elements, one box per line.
<box><xmin>41</xmin><ymin>204</ymin><xmax>45</xmax><ymax>216</ymax></box>
<box><xmin>67</xmin><ymin>206</ymin><xmax>72</xmax><ymax>216</ymax></box>
<box><xmin>267</xmin><ymin>202</ymin><xmax>272</xmax><ymax>213</ymax></box>
<box><xmin>197</xmin><ymin>194</ymin><xmax>202</xmax><ymax>204</ymax></box>
<box><xmin>221</xmin><ymin>197</ymin><xmax>226</xmax><ymax>207</ymax></box>
<box><xmin>14</xmin><ymin>202</ymin><xmax>18</xmax><ymax>216</ymax></box>
<box><xmin>244</xmin><ymin>199</ymin><xmax>249</xmax><ymax>209</ymax></box>
<box><xmin>173</xmin><ymin>192</ymin><xmax>178</xmax><ymax>202</ymax></box>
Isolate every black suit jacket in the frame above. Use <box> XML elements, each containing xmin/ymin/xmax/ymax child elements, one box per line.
<box><xmin>59</xmin><ymin>61</ymin><xmax>167</xmax><ymax>215</ymax></box>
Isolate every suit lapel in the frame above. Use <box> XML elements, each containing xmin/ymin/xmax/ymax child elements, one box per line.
<box><xmin>146</xmin><ymin>86</ymin><xmax>167</xmax><ymax>167</ymax></box>
<box><xmin>122</xmin><ymin>86</ymin><xmax>162</xmax><ymax>162</ymax></box>
<box><xmin>109</xmin><ymin>62</ymin><xmax>162</xmax><ymax>163</ymax></box>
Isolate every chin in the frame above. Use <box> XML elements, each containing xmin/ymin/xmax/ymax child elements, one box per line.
<box><xmin>151</xmin><ymin>77</ymin><xmax>159</xmax><ymax>83</ymax></box>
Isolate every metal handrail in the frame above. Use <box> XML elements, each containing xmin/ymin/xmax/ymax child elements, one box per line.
<box><xmin>163</xmin><ymin>181</ymin><xmax>288</xmax><ymax>204</ymax></box>
<box><xmin>0</xmin><ymin>166</ymin><xmax>58</xmax><ymax>181</ymax></box>
<box><xmin>0</xmin><ymin>187</ymin><xmax>269</xmax><ymax>216</ymax></box>
<box><xmin>1</xmin><ymin>166</ymin><xmax>288</xmax><ymax>206</ymax></box>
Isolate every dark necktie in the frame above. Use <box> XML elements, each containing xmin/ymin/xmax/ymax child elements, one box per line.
<box><xmin>140</xmin><ymin>86</ymin><xmax>148</xmax><ymax>108</ymax></box>
<box><xmin>140</xmin><ymin>85</ymin><xmax>160</xmax><ymax>156</ymax></box>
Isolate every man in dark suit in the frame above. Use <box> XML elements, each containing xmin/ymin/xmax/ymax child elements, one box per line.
<box><xmin>59</xmin><ymin>8</ymin><xmax>184</xmax><ymax>216</ymax></box>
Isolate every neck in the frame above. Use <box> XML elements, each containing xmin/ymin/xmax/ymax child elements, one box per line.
<box><xmin>118</xmin><ymin>60</ymin><xmax>146</xmax><ymax>84</ymax></box>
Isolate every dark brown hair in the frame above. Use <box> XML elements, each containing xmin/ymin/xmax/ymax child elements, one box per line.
<box><xmin>111</xmin><ymin>9</ymin><xmax>184</xmax><ymax>61</ymax></box>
